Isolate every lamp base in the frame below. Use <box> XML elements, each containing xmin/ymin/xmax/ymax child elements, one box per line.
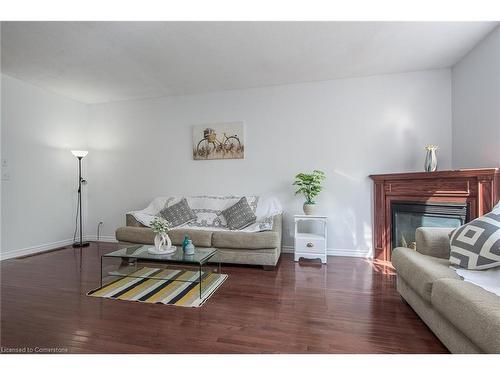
<box><xmin>73</xmin><ymin>241</ymin><xmax>90</xmax><ymax>248</ymax></box>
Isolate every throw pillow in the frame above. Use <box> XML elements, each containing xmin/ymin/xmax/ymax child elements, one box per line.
<box><xmin>449</xmin><ymin>205</ymin><xmax>500</xmax><ymax>270</ymax></box>
<box><xmin>222</xmin><ymin>197</ymin><xmax>257</xmax><ymax>230</ymax></box>
<box><xmin>159</xmin><ymin>198</ymin><xmax>197</xmax><ymax>227</ymax></box>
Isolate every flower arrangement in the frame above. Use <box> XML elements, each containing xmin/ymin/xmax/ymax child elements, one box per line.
<box><xmin>425</xmin><ymin>145</ymin><xmax>438</xmax><ymax>151</ymax></box>
<box><xmin>293</xmin><ymin>170</ymin><xmax>326</xmax><ymax>204</ymax></box>
<box><xmin>150</xmin><ymin>217</ymin><xmax>171</xmax><ymax>235</ymax></box>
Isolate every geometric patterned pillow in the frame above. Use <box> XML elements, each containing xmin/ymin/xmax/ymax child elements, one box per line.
<box><xmin>221</xmin><ymin>197</ymin><xmax>257</xmax><ymax>230</ymax></box>
<box><xmin>449</xmin><ymin>205</ymin><xmax>500</xmax><ymax>270</ymax></box>
<box><xmin>159</xmin><ymin>198</ymin><xmax>197</xmax><ymax>228</ymax></box>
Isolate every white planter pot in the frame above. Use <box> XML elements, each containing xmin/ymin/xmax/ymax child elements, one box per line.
<box><xmin>303</xmin><ymin>203</ymin><xmax>316</xmax><ymax>215</ymax></box>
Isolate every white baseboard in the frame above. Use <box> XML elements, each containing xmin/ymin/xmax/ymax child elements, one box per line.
<box><xmin>2</xmin><ymin>238</ymin><xmax>370</xmax><ymax>261</ymax></box>
<box><xmin>282</xmin><ymin>245</ymin><xmax>372</xmax><ymax>259</ymax></box>
<box><xmin>84</xmin><ymin>235</ymin><xmax>118</xmax><ymax>243</ymax></box>
<box><xmin>1</xmin><ymin>238</ymin><xmax>74</xmax><ymax>261</ymax></box>
<box><xmin>1</xmin><ymin>235</ymin><xmax>118</xmax><ymax>261</ymax></box>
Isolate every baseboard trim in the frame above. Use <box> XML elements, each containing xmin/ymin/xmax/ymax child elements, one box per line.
<box><xmin>1</xmin><ymin>239</ymin><xmax>75</xmax><ymax>261</ymax></box>
<box><xmin>2</xmin><ymin>238</ymin><xmax>370</xmax><ymax>261</ymax></box>
<box><xmin>1</xmin><ymin>235</ymin><xmax>118</xmax><ymax>261</ymax></box>
<box><xmin>282</xmin><ymin>245</ymin><xmax>372</xmax><ymax>259</ymax></box>
<box><xmin>85</xmin><ymin>235</ymin><xmax>118</xmax><ymax>243</ymax></box>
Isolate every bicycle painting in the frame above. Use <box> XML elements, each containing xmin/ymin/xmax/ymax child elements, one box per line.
<box><xmin>192</xmin><ymin>122</ymin><xmax>245</xmax><ymax>160</ymax></box>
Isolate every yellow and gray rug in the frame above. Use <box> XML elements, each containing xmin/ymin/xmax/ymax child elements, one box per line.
<box><xmin>88</xmin><ymin>267</ymin><xmax>227</xmax><ymax>308</ymax></box>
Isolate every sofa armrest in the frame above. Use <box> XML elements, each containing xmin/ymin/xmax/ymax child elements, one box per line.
<box><xmin>126</xmin><ymin>213</ymin><xmax>146</xmax><ymax>227</ymax></box>
<box><xmin>432</xmin><ymin>278</ymin><xmax>500</xmax><ymax>353</ymax></box>
<box><xmin>116</xmin><ymin>226</ymin><xmax>154</xmax><ymax>244</ymax></box>
<box><xmin>272</xmin><ymin>213</ymin><xmax>283</xmax><ymax>249</ymax></box>
<box><xmin>415</xmin><ymin>227</ymin><xmax>454</xmax><ymax>259</ymax></box>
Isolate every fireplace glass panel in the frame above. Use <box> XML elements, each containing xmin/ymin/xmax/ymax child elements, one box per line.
<box><xmin>391</xmin><ymin>202</ymin><xmax>467</xmax><ymax>251</ymax></box>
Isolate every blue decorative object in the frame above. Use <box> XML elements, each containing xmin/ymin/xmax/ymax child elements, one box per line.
<box><xmin>182</xmin><ymin>235</ymin><xmax>190</xmax><ymax>251</ymax></box>
<box><xmin>185</xmin><ymin>240</ymin><xmax>195</xmax><ymax>255</ymax></box>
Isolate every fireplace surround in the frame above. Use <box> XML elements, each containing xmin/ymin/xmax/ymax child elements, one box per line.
<box><xmin>369</xmin><ymin>168</ymin><xmax>500</xmax><ymax>261</ymax></box>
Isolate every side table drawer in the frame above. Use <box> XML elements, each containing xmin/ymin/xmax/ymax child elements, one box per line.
<box><xmin>295</xmin><ymin>237</ymin><xmax>326</xmax><ymax>254</ymax></box>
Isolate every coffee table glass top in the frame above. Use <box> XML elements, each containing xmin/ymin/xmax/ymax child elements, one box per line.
<box><xmin>103</xmin><ymin>245</ymin><xmax>217</xmax><ymax>265</ymax></box>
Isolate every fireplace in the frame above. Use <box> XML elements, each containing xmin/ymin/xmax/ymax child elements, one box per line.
<box><xmin>369</xmin><ymin>169</ymin><xmax>500</xmax><ymax>261</ymax></box>
<box><xmin>391</xmin><ymin>202</ymin><xmax>468</xmax><ymax>251</ymax></box>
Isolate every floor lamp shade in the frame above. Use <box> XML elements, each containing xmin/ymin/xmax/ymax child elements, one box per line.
<box><xmin>71</xmin><ymin>150</ymin><xmax>88</xmax><ymax>158</ymax></box>
<box><xmin>72</xmin><ymin>150</ymin><xmax>90</xmax><ymax>248</ymax></box>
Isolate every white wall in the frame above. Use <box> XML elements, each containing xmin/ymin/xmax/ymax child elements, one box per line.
<box><xmin>86</xmin><ymin>69</ymin><xmax>452</xmax><ymax>257</ymax></box>
<box><xmin>452</xmin><ymin>26</ymin><xmax>500</xmax><ymax>168</ymax></box>
<box><xmin>1</xmin><ymin>75</ymin><xmax>88</xmax><ymax>258</ymax></box>
<box><xmin>0</xmin><ymin>27</ymin><xmax>3</xmax><ymax>255</ymax></box>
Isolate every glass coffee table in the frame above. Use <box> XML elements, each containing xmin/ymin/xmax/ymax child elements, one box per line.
<box><xmin>100</xmin><ymin>245</ymin><xmax>221</xmax><ymax>300</ymax></box>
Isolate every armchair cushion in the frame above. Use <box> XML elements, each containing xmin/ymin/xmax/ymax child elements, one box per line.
<box><xmin>432</xmin><ymin>278</ymin><xmax>500</xmax><ymax>353</ymax></box>
<box><xmin>415</xmin><ymin>227</ymin><xmax>454</xmax><ymax>259</ymax></box>
<box><xmin>392</xmin><ymin>247</ymin><xmax>460</xmax><ymax>303</ymax></box>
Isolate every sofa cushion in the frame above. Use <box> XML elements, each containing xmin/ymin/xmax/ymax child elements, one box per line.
<box><xmin>449</xmin><ymin>206</ymin><xmax>500</xmax><ymax>270</ymax></box>
<box><xmin>221</xmin><ymin>197</ymin><xmax>257</xmax><ymax>230</ymax></box>
<box><xmin>415</xmin><ymin>227</ymin><xmax>453</xmax><ymax>259</ymax></box>
<box><xmin>115</xmin><ymin>227</ymin><xmax>213</xmax><ymax>247</ymax></box>
<box><xmin>212</xmin><ymin>230</ymin><xmax>280</xmax><ymax>250</ymax></box>
<box><xmin>392</xmin><ymin>247</ymin><xmax>460</xmax><ymax>303</ymax></box>
<box><xmin>215</xmin><ymin>247</ymin><xmax>280</xmax><ymax>266</ymax></box>
<box><xmin>432</xmin><ymin>278</ymin><xmax>500</xmax><ymax>353</ymax></box>
<box><xmin>116</xmin><ymin>227</ymin><xmax>155</xmax><ymax>245</ymax></box>
<box><xmin>168</xmin><ymin>228</ymin><xmax>213</xmax><ymax>247</ymax></box>
<box><xmin>159</xmin><ymin>198</ymin><xmax>196</xmax><ymax>227</ymax></box>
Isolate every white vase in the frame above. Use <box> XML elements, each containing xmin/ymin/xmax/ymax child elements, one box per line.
<box><xmin>424</xmin><ymin>148</ymin><xmax>438</xmax><ymax>172</ymax></box>
<box><xmin>303</xmin><ymin>203</ymin><xmax>316</xmax><ymax>215</ymax></box>
<box><xmin>154</xmin><ymin>233</ymin><xmax>172</xmax><ymax>252</ymax></box>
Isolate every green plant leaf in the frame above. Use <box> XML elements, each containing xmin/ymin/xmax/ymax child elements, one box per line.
<box><xmin>292</xmin><ymin>170</ymin><xmax>326</xmax><ymax>203</ymax></box>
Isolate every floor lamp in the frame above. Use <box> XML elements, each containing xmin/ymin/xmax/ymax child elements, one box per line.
<box><xmin>71</xmin><ymin>150</ymin><xmax>90</xmax><ymax>248</ymax></box>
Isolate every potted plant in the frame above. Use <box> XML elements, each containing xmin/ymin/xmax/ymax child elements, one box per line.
<box><xmin>293</xmin><ymin>170</ymin><xmax>326</xmax><ymax>215</ymax></box>
<box><xmin>150</xmin><ymin>216</ymin><xmax>174</xmax><ymax>253</ymax></box>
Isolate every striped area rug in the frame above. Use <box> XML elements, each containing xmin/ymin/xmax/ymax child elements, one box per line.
<box><xmin>88</xmin><ymin>267</ymin><xmax>227</xmax><ymax>308</ymax></box>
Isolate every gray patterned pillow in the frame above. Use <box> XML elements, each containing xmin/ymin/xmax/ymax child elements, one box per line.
<box><xmin>159</xmin><ymin>198</ymin><xmax>197</xmax><ymax>227</ymax></box>
<box><xmin>222</xmin><ymin>197</ymin><xmax>257</xmax><ymax>230</ymax></box>
<box><xmin>449</xmin><ymin>205</ymin><xmax>500</xmax><ymax>270</ymax></box>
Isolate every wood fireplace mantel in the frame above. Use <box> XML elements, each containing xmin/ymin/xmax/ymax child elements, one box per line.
<box><xmin>369</xmin><ymin>168</ymin><xmax>500</xmax><ymax>261</ymax></box>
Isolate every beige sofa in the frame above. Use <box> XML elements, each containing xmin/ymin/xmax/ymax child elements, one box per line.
<box><xmin>392</xmin><ymin>227</ymin><xmax>500</xmax><ymax>353</ymax></box>
<box><xmin>115</xmin><ymin>213</ymin><xmax>283</xmax><ymax>270</ymax></box>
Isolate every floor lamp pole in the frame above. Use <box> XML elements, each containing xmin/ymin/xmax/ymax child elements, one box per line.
<box><xmin>73</xmin><ymin>154</ymin><xmax>89</xmax><ymax>248</ymax></box>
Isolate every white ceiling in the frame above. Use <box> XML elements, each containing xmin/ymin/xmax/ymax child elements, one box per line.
<box><xmin>1</xmin><ymin>21</ymin><xmax>498</xmax><ymax>104</ymax></box>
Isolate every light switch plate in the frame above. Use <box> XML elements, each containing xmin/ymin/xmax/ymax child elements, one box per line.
<box><xmin>1</xmin><ymin>159</ymin><xmax>7</xmax><ymax>168</ymax></box>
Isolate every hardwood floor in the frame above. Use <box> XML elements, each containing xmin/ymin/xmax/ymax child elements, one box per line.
<box><xmin>0</xmin><ymin>242</ymin><xmax>448</xmax><ymax>353</ymax></box>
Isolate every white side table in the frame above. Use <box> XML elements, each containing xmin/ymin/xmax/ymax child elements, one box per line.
<box><xmin>294</xmin><ymin>215</ymin><xmax>328</xmax><ymax>264</ymax></box>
